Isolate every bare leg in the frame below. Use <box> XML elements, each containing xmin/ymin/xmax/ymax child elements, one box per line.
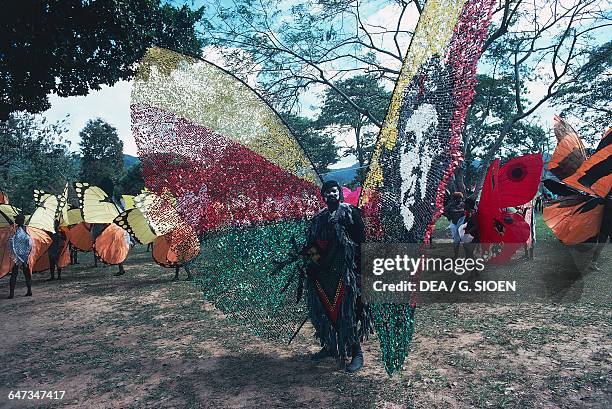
<box><xmin>24</xmin><ymin>265</ymin><xmax>32</xmax><ymax>296</ymax></box>
<box><xmin>70</xmin><ymin>246</ymin><xmax>78</xmax><ymax>265</ymax></box>
<box><xmin>114</xmin><ymin>263</ymin><xmax>125</xmax><ymax>276</ymax></box>
<box><xmin>8</xmin><ymin>265</ymin><xmax>18</xmax><ymax>299</ymax></box>
<box><xmin>48</xmin><ymin>257</ymin><xmax>56</xmax><ymax>280</ymax></box>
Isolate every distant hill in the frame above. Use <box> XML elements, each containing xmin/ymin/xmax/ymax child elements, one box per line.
<box><xmin>323</xmin><ymin>163</ymin><xmax>360</xmax><ymax>185</ymax></box>
<box><xmin>123</xmin><ymin>154</ymin><xmax>139</xmax><ymax>170</ymax></box>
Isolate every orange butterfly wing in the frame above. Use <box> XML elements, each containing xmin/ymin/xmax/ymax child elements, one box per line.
<box><xmin>563</xmin><ymin>128</ymin><xmax>612</xmax><ymax>198</ymax></box>
<box><xmin>549</xmin><ymin>117</ymin><xmax>588</xmax><ymax>183</ymax></box>
<box><xmin>543</xmin><ymin>195</ymin><xmax>604</xmax><ymax>244</ymax></box>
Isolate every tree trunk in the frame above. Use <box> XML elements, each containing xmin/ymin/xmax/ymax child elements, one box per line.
<box><xmin>355</xmin><ymin>123</ymin><xmax>364</xmax><ymax>167</ymax></box>
<box><xmin>475</xmin><ymin>119</ymin><xmax>515</xmax><ymax>193</ymax></box>
<box><xmin>454</xmin><ymin>167</ymin><xmax>466</xmax><ymax>194</ymax></box>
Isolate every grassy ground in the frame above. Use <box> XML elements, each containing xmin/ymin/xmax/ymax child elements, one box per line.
<box><xmin>0</xmin><ymin>222</ymin><xmax>610</xmax><ymax>408</ymax></box>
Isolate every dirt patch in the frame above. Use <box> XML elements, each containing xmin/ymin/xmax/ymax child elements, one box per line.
<box><xmin>0</xmin><ymin>246</ymin><xmax>610</xmax><ymax>408</ymax></box>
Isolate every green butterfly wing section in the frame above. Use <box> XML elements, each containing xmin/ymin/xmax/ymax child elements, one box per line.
<box><xmin>193</xmin><ymin>221</ymin><xmax>309</xmax><ymax>340</ymax></box>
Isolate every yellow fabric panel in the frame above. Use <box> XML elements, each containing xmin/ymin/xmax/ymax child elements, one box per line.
<box><xmin>114</xmin><ymin>208</ymin><xmax>158</xmax><ymax>245</ymax></box>
<box><xmin>66</xmin><ymin>208</ymin><xmax>84</xmax><ymax>226</ymax></box>
<box><xmin>0</xmin><ymin>205</ymin><xmax>19</xmax><ymax>227</ymax></box>
<box><xmin>122</xmin><ymin>195</ymin><xmax>136</xmax><ymax>210</ymax></box>
<box><xmin>74</xmin><ymin>182</ymin><xmax>120</xmax><ymax>224</ymax></box>
<box><xmin>28</xmin><ymin>191</ymin><xmax>60</xmax><ymax>233</ymax></box>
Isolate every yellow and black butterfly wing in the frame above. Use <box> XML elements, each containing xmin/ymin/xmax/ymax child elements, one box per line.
<box><xmin>59</xmin><ymin>183</ymin><xmax>70</xmax><ymax>226</ymax></box>
<box><xmin>27</xmin><ymin>190</ymin><xmax>62</xmax><ymax>233</ymax></box>
<box><xmin>74</xmin><ymin>182</ymin><xmax>120</xmax><ymax>223</ymax></box>
<box><xmin>66</xmin><ymin>207</ymin><xmax>84</xmax><ymax>226</ymax></box>
<box><xmin>113</xmin><ymin>208</ymin><xmax>158</xmax><ymax>245</ymax></box>
<box><xmin>133</xmin><ymin>192</ymin><xmax>180</xmax><ymax>235</ymax></box>
<box><xmin>0</xmin><ymin>204</ymin><xmax>19</xmax><ymax>227</ymax></box>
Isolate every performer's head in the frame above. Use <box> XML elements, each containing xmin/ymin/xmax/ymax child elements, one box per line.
<box><xmin>452</xmin><ymin>191</ymin><xmax>464</xmax><ymax>203</ymax></box>
<box><xmin>465</xmin><ymin>196</ymin><xmax>477</xmax><ymax>211</ymax></box>
<box><xmin>321</xmin><ymin>180</ymin><xmax>342</xmax><ymax>208</ymax></box>
<box><xmin>15</xmin><ymin>213</ymin><xmax>25</xmax><ymax>227</ymax></box>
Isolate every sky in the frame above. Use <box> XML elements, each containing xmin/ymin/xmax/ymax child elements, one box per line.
<box><xmin>40</xmin><ymin>0</ymin><xmax>607</xmax><ymax>169</ymax></box>
<box><xmin>42</xmin><ymin>0</ymin><xmax>407</xmax><ymax>162</ymax></box>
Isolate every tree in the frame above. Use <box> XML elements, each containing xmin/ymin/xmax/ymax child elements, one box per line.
<box><xmin>117</xmin><ymin>162</ymin><xmax>145</xmax><ymax>196</ymax></box>
<box><xmin>473</xmin><ymin>0</ymin><xmax>611</xmax><ymax>190</ymax></box>
<box><xmin>203</xmin><ymin>0</ymin><xmax>609</xmax><ymax>191</ymax></box>
<box><xmin>0</xmin><ymin>113</ymin><xmax>79</xmax><ymax>212</ymax></box>
<box><xmin>1</xmin><ymin>0</ymin><xmax>205</xmax><ymax>119</ymax></box>
<box><xmin>201</xmin><ymin>0</ymin><xmax>532</xmax><ymax>123</ymax></box>
<box><xmin>79</xmin><ymin>119</ymin><xmax>124</xmax><ymax>186</ymax></box>
<box><xmin>203</xmin><ymin>0</ymin><xmax>421</xmax><ymax>121</ymax></box>
<box><xmin>281</xmin><ymin>113</ymin><xmax>340</xmax><ymax>174</ymax></box>
<box><xmin>462</xmin><ymin>74</ymin><xmax>549</xmax><ymax>189</ymax></box>
<box><xmin>556</xmin><ymin>40</ymin><xmax>612</xmax><ymax>140</ymax></box>
<box><xmin>316</xmin><ymin>75</ymin><xmax>390</xmax><ymax>170</ymax></box>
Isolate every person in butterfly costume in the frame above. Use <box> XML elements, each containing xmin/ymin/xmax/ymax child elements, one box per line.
<box><xmin>113</xmin><ymin>191</ymin><xmax>200</xmax><ymax>280</ymax></box>
<box><xmin>46</xmin><ymin>219</ymin><xmax>69</xmax><ymax>280</ymax></box>
<box><xmin>1</xmin><ymin>190</ymin><xmax>59</xmax><ymax>298</ymax></box>
<box><xmin>131</xmin><ymin>0</ymin><xmax>496</xmax><ymax>375</ymax></box>
<box><xmin>7</xmin><ymin>213</ymin><xmax>34</xmax><ymax>298</ymax></box>
<box><xmin>543</xmin><ymin>116</ymin><xmax>612</xmax><ymax>271</ymax></box>
<box><xmin>74</xmin><ymin>180</ymin><xmax>131</xmax><ymax>275</ymax></box>
<box><xmin>303</xmin><ymin>180</ymin><xmax>371</xmax><ymax>372</ymax></box>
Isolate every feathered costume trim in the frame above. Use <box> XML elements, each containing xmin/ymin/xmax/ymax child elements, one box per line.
<box><xmin>305</xmin><ymin>203</ymin><xmax>372</xmax><ymax>358</ymax></box>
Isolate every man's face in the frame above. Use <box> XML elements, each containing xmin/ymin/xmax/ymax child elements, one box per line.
<box><xmin>323</xmin><ymin>186</ymin><xmax>340</xmax><ymax>205</ymax></box>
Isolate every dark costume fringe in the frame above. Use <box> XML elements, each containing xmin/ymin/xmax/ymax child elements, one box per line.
<box><xmin>305</xmin><ymin>203</ymin><xmax>372</xmax><ymax>358</ymax></box>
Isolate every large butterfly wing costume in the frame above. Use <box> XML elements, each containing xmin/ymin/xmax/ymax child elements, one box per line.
<box><xmin>74</xmin><ymin>182</ymin><xmax>131</xmax><ymax>265</ymax></box>
<box><xmin>132</xmin><ymin>47</ymin><xmax>323</xmax><ymax>341</ymax></box>
<box><xmin>358</xmin><ymin>0</ymin><xmax>495</xmax><ymax>373</ymax></box>
<box><xmin>132</xmin><ymin>0</ymin><xmax>494</xmax><ymax>375</ymax></box>
<box><xmin>113</xmin><ymin>191</ymin><xmax>200</xmax><ymax>268</ymax></box>
<box><xmin>543</xmin><ymin>117</ymin><xmax>611</xmax><ymax>248</ymax></box>
<box><xmin>478</xmin><ymin>154</ymin><xmax>543</xmax><ymax>264</ymax></box>
<box><xmin>0</xmin><ymin>191</ymin><xmax>61</xmax><ymax>278</ymax></box>
<box><xmin>31</xmin><ymin>187</ymin><xmax>71</xmax><ymax>273</ymax></box>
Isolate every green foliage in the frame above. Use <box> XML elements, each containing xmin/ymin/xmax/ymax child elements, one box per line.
<box><xmin>0</xmin><ymin>113</ymin><xmax>79</xmax><ymax>212</ymax></box>
<box><xmin>463</xmin><ymin>74</ymin><xmax>548</xmax><ymax>189</ymax></box>
<box><xmin>117</xmin><ymin>162</ymin><xmax>145</xmax><ymax>196</ymax></box>
<box><xmin>281</xmin><ymin>113</ymin><xmax>339</xmax><ymax>174</ymax></box>
<box><xmin>79</xmin><ymin>119</ymin><xmax>124</xmax><ymax>186</ymax></box>
<box><xmin>1</xmin><ymin>0</ymin><xmax>205</xmax><ymax>119</ymax></box>
<box><xmin>556</xmin><ymin>41</ymin><xmax>612</xmax><ymax>141</ymax></box>
<box><xmin>317</xmin><ymin>75</ymin><xmax>390</xmax><ymax>170</ymax></box>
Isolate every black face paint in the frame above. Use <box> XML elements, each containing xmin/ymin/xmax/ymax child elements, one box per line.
<box><xmin>323</xmin><ymin>186</ymin><xmax>340</xmax><ymax>209</ymax></box>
